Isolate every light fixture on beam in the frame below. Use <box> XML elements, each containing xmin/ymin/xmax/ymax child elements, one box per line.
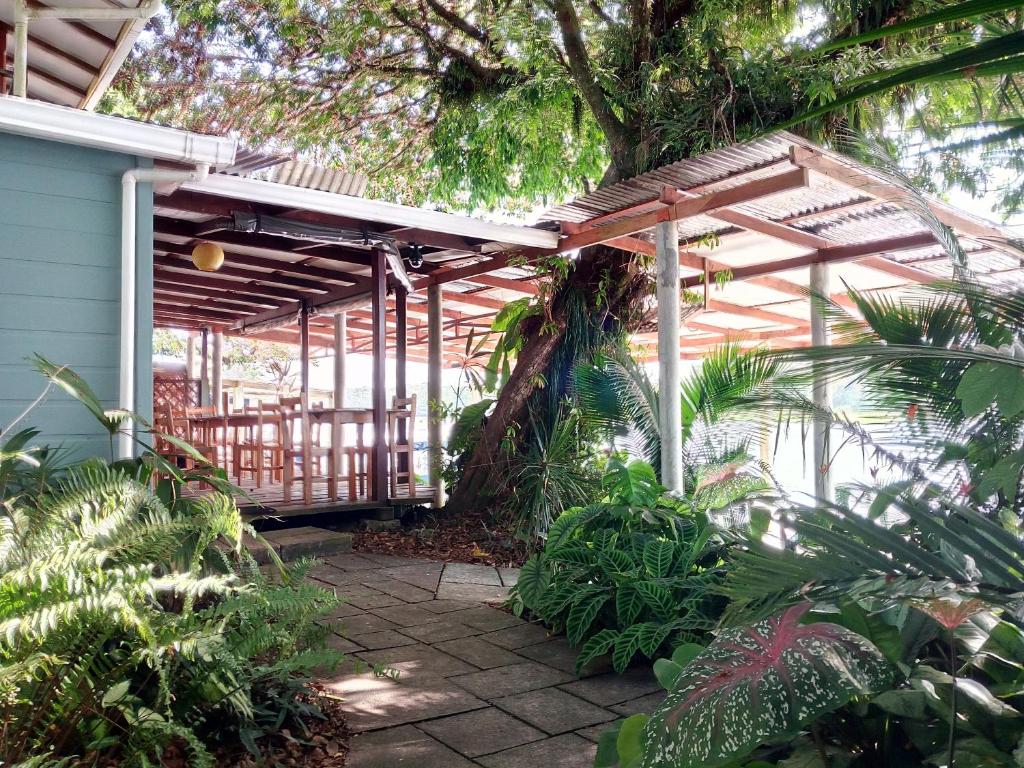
<box><xmin>191</xmin><ymin>241</ymin><xmax>225</xmax><ymax>272</ymax></box>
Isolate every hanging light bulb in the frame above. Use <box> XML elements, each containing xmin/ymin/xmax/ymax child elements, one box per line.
<box><xmin>191</xmin><ymin>241</ymin><xmax>225</xmax><ymax>272</ymax></box>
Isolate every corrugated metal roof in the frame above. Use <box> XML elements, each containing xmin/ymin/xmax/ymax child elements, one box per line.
<box><xmin>0</xmin><ymin>0</ymin><xmax>152</xmax><ymax>108</ymax></box>
<box><xmin>269</xmin><ymin>160</ymin><xmax>369</xmax><ymax>197</ymax></box>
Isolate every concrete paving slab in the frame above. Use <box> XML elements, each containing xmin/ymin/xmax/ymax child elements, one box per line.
<box><xmin>369</xmin><ymin>578</ymin><xmax>436</xmax><ymax>603</ymax></box>
<box><xmin>358</xmin><ymin>643</ymin><xmax>477</xmax><ymax>679</ymax></box>
<box><xmin>433</xmin><ymin>636</ymin><xmax>527</xmax><ymax>669</ymax></box>
<box><xmin>446</xmin><ymin>606</ymin><xmax>523</xmax><ymax>632</ymax></box>
<box><xmin>359</xmin><ymin>553</ymin><xmax>436</xmax><ymax>567</ymax></box>
<box><xmin>326</xmin><ymin>632</ymin><xmax>364</xmax><ymax>654</ymax></box>
<box><xmin>379</xmin><ymin>563</ymin><xmax>445</xmax><ymax>591</ymax></box>
<box><xmin>450</xmin><ymin>662</ymin><xmax>573</xmax><ymax>699</ymax></box>
<box><xmin>338</xmin><ymin>613</ymin><xmax>400</xmax><ymax>637</ymax></box>
<box><xmin>321</xmin><ymin>601</ymin><xmax>364</xmax><ymax>619</ymax></box>
<box><xmin>575</xmin><ymin>720</ymin><xmax>622</xmax><ymax>743</ymax></box>
<box><xmin>516</xmin><ymin>637</ymin><xmax>611</xmax><ymax>676</ymax></box>
<box><xmin>347</xmin><ymin>630</ymin><xmax>420</xmax><ymax>651</ymax></box>
<box><xmin>398</xmin><ymin>621</ymin><xmax>482</xmax><ymax>644</ymax></box>
<box><xmin>347</xmin><ymin>592</ymin><xmax>405</xmax><ymax>610</ymax></box>
<box><xmin>436</xmin><ymin>582</ymin><xmax>509</xmax><ymax>604</ymax></box>
<box><xmin>330</xmin><ymin>676</ymin><xmax>487</xmax><ymax>732</ymax></box>
<box><xmin>347</xmin><ymin>724</ymin><xmax>478</xmax><ymax>767</ymax></box>
<box><xmin>610</xmin><ymin>691</ymin><xmax>665</xmax><ymax>716</ymax></box>
<box><xmin>420</xmin><ymin>599</ymin><xmax>477</xmax><ymax>614</ymax></box>
<box><xmin>323</xmin><ymin>553</ymin><xmax>382</xmax><ymax>570</ymax></box>
<box><xmin>476</xmin><ymin>733</ymin><xmax>597</xmax><ymax>768</ymax></box>
<box><xmin>557</xmin><ymin>667</ymin><xmax>662</xmax><ymax>707</ymax></box>
<box><xmin>369</xmin><ymin>603</ymin><xmax>445</xmax><ymax>628</ymax></box>
<box><xmin>481</xmin><ymin>623</ymin><xmax>552</xmax><ymax>649</ymax></box>
<box><xmin>497</xmin><ymin>567</ymin><xmax>520</xmax><ymax>587</ymax></box>
<box><xmin>442</xmin><ymin>562</ymin><xmax>503</xmax><ymax>586</ymax></box>
<box><xmin>418</xmin><ymin>707</ymin><xmax>546</xmax><ymax>758</ymax></box>
<box><xmin>491</xmin><ymin>687</ymin><xmax>617</xmax><ymax>735</ymax></box>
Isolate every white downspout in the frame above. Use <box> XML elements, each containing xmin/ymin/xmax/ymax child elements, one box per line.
<box><xmin>118</xmin><ymin>163</ymin><xmax>209</xmax><ymax>458</ymax></box>
<box><xmin>13</xmin><ymin>0</ymin><xmax>162</xmax><ymax>98</ymax></box>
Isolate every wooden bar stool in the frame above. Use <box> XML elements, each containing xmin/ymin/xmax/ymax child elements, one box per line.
<box><xmin>388</xmin><ymin>395</ymin><xmax>417</xmax><ymax>498</ymax></box>
<box><xmin>280</xmin><ymin>394</ymin><xmax>337</xmax><ymax>504</ymax></box>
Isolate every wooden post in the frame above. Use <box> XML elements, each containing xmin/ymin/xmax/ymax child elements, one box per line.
<box><xmin>1</xmin><ymin>33</ymin><xmax>9</xmax><ymax>96</ymax></box>
<box><xmin>395</xmin><ymin>287</ymin><xmax>408</xmax><ymax>471</ymax></box>
<box><xmin>199</xmin><ymin>327</ymin><xmax>210</xmax><ymax>407</ymax></box>
<box><xmin>299</xmin><ymin>302</ymin><xmax>310</xmax><ymax>397</ymax></box>
<box><xmin>427</xmin><ymin>284</ymin><xmax>445</xmax><ymax>507</ymax></box>
<box><xmin>370</xmin><ymin>248</ymin><xmax>389</xmax><ymax>504</ymax></box>
<box><xmin>810</xmin><ymin>262</ymin><xmax>832</xmax><ymax>502</ymax></box>
<box><xmin>333</xmin><ymin>313</ymin><xmax>347</xmax><ymax>408</ymax></box>
<box><xmin>656</xmin><ymin>221</ymin><xmax>683</xmax><ymax>492</ymax></box>
<box><xmin>185</xmin><ymin>332</ymin><xmax>196</xmax><ymax>380</ymax></box>
<box><xmin>212</xmin><ymin>330</ymin><xmax>224</xmax><ymax>414</ymax></box>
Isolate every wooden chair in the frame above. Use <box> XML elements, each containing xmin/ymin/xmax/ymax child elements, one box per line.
<box><xmin>279</xmin><ymin>394</ymin><xmax>337</xmax><ymax>504</ymax></box>
<box><xmin>155</xmin><ymin>404</ymin><xmax>216</xmax><ymax>474</ymax></box>
<box><xmin>233</xmin><ymin>402</ymin><xmax>283</xmax><ymax>488</ymax></box>
<box><xmin>388</xmin><ymin>395</ymin><xmax>417</xmax><ymax>498</ymax></box>
<box><xmin>184</xmin><ymin>405</ymin><xmax>227</xmax><ymax>468</ymax></box>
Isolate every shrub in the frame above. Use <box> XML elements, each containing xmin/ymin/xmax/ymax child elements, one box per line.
<box><xmin>509</xmin><ymin>460</ymin><xmax>732</xmax><ymax>672</ymax></box>
<box><xmin>0</xmin><ymin>361</ymin><xmax>343</xmax><ymax>766</ymax></box>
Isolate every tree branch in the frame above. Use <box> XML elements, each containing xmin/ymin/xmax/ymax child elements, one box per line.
<box><xmin>550</xmin><ymin>0</ymin><xmax>634</xmax><ymax>177</ymax></box>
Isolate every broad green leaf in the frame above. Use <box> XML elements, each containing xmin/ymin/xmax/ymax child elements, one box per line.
<box><xmin>616</xmin><ymin>585</ymin><xmax>645</xmax><ymax>627</ymax></box>
<box><xmin>642</xmin><ymin>540</ymin><xmax>674</xmax><ymax>578</ymax></box>
<box><xmin>635</xmin><ymin>582</ymin><xmax>675</xmax><ymax>622</ymax></box>
<box><xmin>640</xmin><ymin>604</ymin><xmax>891</xmax><ymax>768</ymax></box>
<box><xmin>515</xmin><ymin>555</ymin><xmax>549</xmax><ymax>611</ymax></box>
<box><xmin>568</xmin><ymin>593</ymin><xmax>610</xmax><ymax>646</ymax></box>
<box><xmin>653</xmin><ymin>658</ymin><xmax>683</xmax><ymax>691</ymax></box>
<box><xmin>670</xmin><ymin>643</ymin><xmax>704</xmax><ymax>669</ymax></box>
<box><xmin>101</xmin><ymin>680</ymin><xmax>131</xmax><ymax>707</ymax></box>
<box><xmin>617</xmin><ymin>715</ymin><xmax>649</xmax><ymax>768</ymax></box>
<box><xmin>957</xmin><ymin>362</ymin><xmax>1024</xmax><ymax>418</ymax></box>
<box><xmin>872</xmin><ymin>689</ymin><xmax>929</xmax><ymax>719</ymax></box>
<box><xmin>595</xmin><ymin>725</ymin><xmax>622</xmax><ymax>768</ymax></box>
<box><xmin>576</xmin><ymin>629</ymin><xmax>619</xmax><ymax>675</ymax></box>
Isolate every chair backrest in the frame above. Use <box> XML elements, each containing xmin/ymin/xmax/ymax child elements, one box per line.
<box><xmin>389</xmin><ymin>394</ymin><xmax>416</xmax><ymax>446</ymax></box>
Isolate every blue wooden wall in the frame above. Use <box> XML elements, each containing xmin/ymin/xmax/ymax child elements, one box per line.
<box><xmin>0</xmin><ymin>132</ymin><xmax>153</xmax><ymax>460</ymax></box>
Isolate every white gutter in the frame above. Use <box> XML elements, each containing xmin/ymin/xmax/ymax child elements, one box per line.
<box><xmin>182</xmin><ymin>174</ymin><xmax>561</xmax><ymax>250</ymax></box>
<box><xmin>118</xmin><ymin>163</ymin><xmax>210</xmax><ymax>458</ymax></box>
<box><xmin>0</xmin><ymin>97</ymin><xmax>236</xmax><ymax>167</ymax></box>
<box><xmin>13</xmin><ymin>0</ymin><xmax>163</xmax><ymax>100</ymax></box>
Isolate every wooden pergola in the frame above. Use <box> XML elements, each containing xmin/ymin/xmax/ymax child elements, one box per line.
<box><xmin>153</xmin><ymin>131</ymin><xmax>1016</xmax><ymax>509</ymax></box>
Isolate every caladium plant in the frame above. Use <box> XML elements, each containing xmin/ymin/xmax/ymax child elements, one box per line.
<box><xmin>639</xmin><ymin>603</ymin><xmax>891</xmax><ymax>768</ymax></box>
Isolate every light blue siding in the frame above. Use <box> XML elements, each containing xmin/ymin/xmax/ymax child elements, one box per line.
<box><xmin>0</xmin><ymin>132</ymin><xmax>153</xmax><ymax>460</ymax></box>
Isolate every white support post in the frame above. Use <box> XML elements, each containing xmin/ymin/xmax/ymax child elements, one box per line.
<box><xmin>656</xmin><ymin>221</ymin><xmax>684</xmax><ymax>492</ymax></box>
<box><xmin>427</xmin><ymin>284</ymin><xmax>446</xmax><ymax>507</ymax></box>
<box><xmin>199</xmin><ymin>328</ymin><xmax>210</xmax><ymax>407</ymax></box>
<box><xmin>212</xmin><ymin>330</ymin><xmax>224</xmax><ymax>413</ymax></box>
<box><xmin>185</xmin><ymin>332</ymin><xmax>196</xmax><ymax>380</ymax></box>
<box><xmin>334</xmin><ymin>313</ymin><xmax>347</xmax><ymax>408</ymax></box>
<box><xmin>810</xmin><ymin>261</ymin><xmax>832</xmax><ymax>502</ymax></box>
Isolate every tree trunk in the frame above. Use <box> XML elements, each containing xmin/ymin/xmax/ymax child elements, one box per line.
<box><xmin>446</xmin><ymin>244</ymin><xmax>649</xmax><ymax>516</ymax></box>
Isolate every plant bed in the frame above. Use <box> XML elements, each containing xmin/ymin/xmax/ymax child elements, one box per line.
<box><xmin>354</xmin><ymin>507</ymin><xmax>528</xmax><ymax>567</ymax></box>
<box><xmin>208</xmin><ymin>687</ymin><xmax>350</xmax><ymax>768</ymax></box>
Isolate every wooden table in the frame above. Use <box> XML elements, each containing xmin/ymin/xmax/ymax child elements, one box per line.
<box><xmin>187</xmin><ymin>408</ymin><xmax>377</xmax><ymax>505</ymax></box>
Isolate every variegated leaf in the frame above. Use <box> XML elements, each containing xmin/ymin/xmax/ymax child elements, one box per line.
<box><xmin>641</xmin><ymin>603</ymin><xmax>891</xmax><ymax>768</ymax></box>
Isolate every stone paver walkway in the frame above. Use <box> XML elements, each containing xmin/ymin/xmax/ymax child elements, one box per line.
<box><xmin>307</xmin><ymin>553</ymin><xmax>663</xmax><ymax>768</ymax></box>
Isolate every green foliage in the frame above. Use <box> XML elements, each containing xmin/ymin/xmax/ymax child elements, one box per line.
<box><xmin>509</xmin><ymin>460</ymin><xmax>732</xmax><ymax>673</ymax></box>
<box><xmin>639</xmin><ymin>604</ymin><xmax>891</xmax><ymax>768</ymax></box>
<box><xmin>0</xmin><ymin>364</ymin><xmax>343</xmax><ymax>765</ymax></box>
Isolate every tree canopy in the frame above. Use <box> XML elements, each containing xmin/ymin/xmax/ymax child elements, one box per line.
<box><xmin>113</xmin><ymin>0</ymin><xmax>1023</xmax><ymax>214</ymax></box>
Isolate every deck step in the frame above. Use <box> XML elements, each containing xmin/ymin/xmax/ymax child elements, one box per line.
<box><xmin>242</xmin><ymin>526</ymin><xmax>353</xmax><ymax>564</ymax></box>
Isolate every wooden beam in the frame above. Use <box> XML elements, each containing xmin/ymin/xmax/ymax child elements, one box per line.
<box><xmin>153</xmin><ymin>279</ymin><xmax>281</xmax><ymax>309</ymax></box>
<box><xmin>154</xmin><ymin>254</ymin><xmax>328</xmax><ymax>294</ymax></box>
<box><xmin>155</xmin><ymin>239</ymin><xmax>371</xmax><ymax>286</ymax></box>
<box><xmin>857</xmin><ymin>254</ymin><xmax>937</xmax><ymax>283</ymax></box>
<box><xmin>154</xmin><ymin>290</ymin><xmax>267</xmax><ymax>315</ymax></box>
<box><xmin>681</xmin><ymin>232</ymin><xmax>937</xmax><ymax>289</ymax></box>
<box><xmin>467</xmin><ymin>273</ymin><xmax>540</xmax><ymax>296</ymax></box>
<box><xmin>705</xmin><ymin>299</ymin><xmax>805</xmax><ymax>327</ymax></box>
<box><xmin>790</xmin><ymin>145</ymin><xmax>1005</xmax><ymax>241</ymax></box>
<box><xmin>559</xmin><ymin>169</ymin><xmax>811</xmax><ymax>251</ymax></box>
<box><xmin>154</xmin><ymin>266</ymin><xmax>309</xmax><ymax>302</ymax></box>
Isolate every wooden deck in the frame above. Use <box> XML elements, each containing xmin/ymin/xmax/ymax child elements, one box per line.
<box><xmin>184</xmin><ymin>469</ymin><xmax>436</xmax><ymax>518</ymax></box>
